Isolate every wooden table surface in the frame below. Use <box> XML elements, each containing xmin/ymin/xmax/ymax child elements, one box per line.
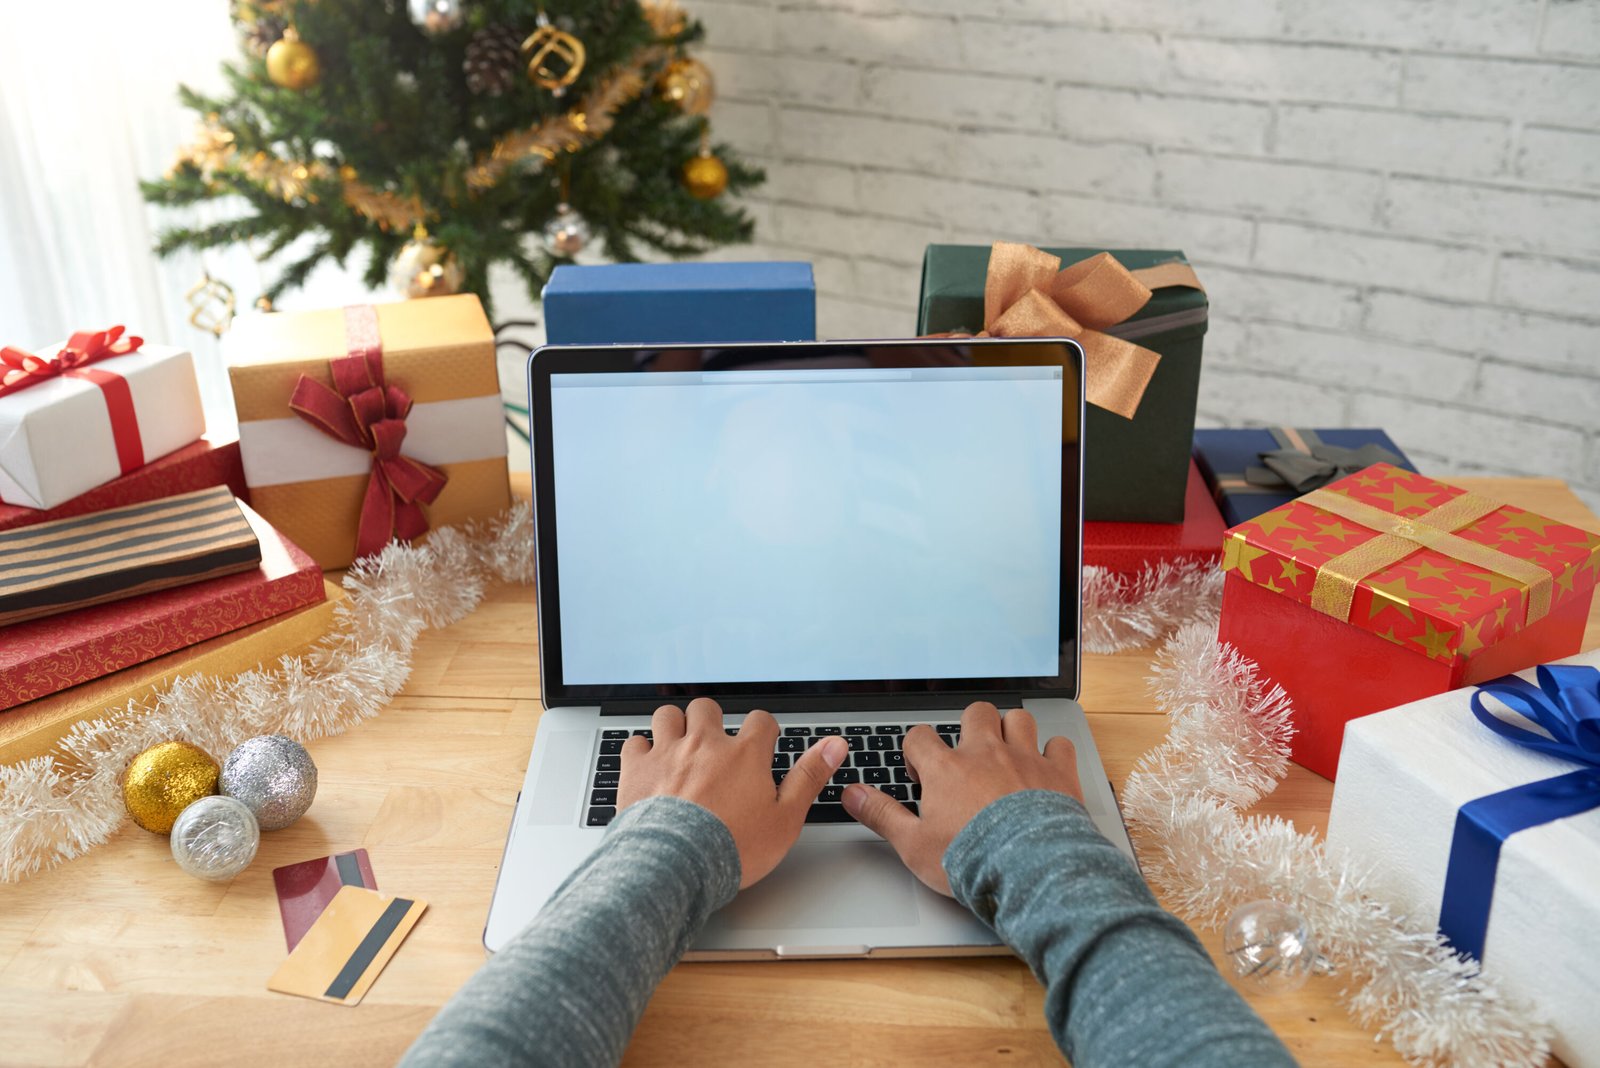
<box><xmin>3</xmin><ymin>476</ymin><xmax>1596</xmax><ymax>1068</ymax></box>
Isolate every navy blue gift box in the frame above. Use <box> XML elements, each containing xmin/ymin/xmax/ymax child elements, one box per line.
<box><xmin>1193</xmin><ymin>426</ymin><xmax>1416</xmax><ymax>528</ymax></box>
<box><xmin>542</xmin><ymin>262</ymin><xmax>816</xmax><ymax>346</ymax></box>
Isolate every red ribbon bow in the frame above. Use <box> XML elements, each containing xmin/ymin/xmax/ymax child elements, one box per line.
<box><xmin>0</xmin><ymin>325</ymin><xmax>143</xmax><ymax>397</ymax></box>
<box><xmin>288</xmin><ymin>306</ymin><xmax>448</xmax><ymax>560</ymax></box>
<box><xmin>0</xmin><ymin>326</ymin><xmax>147</xmax><ymax>482</ymax></box>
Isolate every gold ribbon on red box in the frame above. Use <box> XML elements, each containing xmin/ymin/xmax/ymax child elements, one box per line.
<box><xmin>1222</xmin><ymin>463</ymin><xmax>1600</xmax><ymax>662</ymax></box>
<box><xmin>974</xmin><ymin>242</ymin><xmax>1204</xmax><ymax>419</ymax></box>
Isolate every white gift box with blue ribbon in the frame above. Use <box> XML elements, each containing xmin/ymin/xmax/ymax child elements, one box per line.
<box><xmin>1327</xmin><ymin>648</ymin><xmax>1600</xmax><ymax>1067</ymax></box>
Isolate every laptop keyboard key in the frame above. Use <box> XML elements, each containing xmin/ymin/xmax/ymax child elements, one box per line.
<box><xmin>937</xmin><ymin>724</ymin><xmax>960</xmax><ymax>732</ymax></box>
<box><xmin>893</xmin><ymin>767</ymin><xmax>914</xmax><ymax>783</ymax></box>
<box><xmin>833</xmin><ymin>768</ymin><xmax>860</xmax><ymax>784</ymax></box>
<box><xmin>632</xmin><ymin>729</ymin><xmax>652</xmax><ymax>737</ymax></box>
<box><xmin>599</xmin><ymin>739</ymin><xmax>624</xmax><ymax>755</ymax></box>
<box><xmin>855</xmin><ymin>751</ymin><xmax>882</xmax><ymax>767</ymax></box>
<box><xmin>819</xmin><ymin>785</ymin><xmax>844</xmax><ymax>803</ymax></box>
<box><xmin>863</xmin><ymin>767</ymin><xmax>891</xmax><ymax>784</ymax></box>
<box><xmin>586</xmin><ymin>807</ymin><xmax>616</xmax><ymax>827</ymax></box>
<box><xmin>845</xmin><ymin>726</ymin><xmax>873</xmax><ymax>736</ymax></box>
<box><xmin>806</xmin><ymin>804</ymin><xmax>855</xmax><ymax>823</ymax></box>
<box><xmin>867</xmin><ymin>735</ymin><xmax>894</xmax><ymax>751</ymax></box>
<box><xmin>597</xmin><ymin>755</ymin><xmax>620</xmax><ymax>772</ymax></box>
<box><xmin>593</xmin><ymin>772</ymin><xmax>619</xmax><ymax>788</ymax></box>
<box><xmin>783</xmin><ymin>726</ymin><xmax>812</xmax><ymax>736</ymax></box>
<box><xmin>815</xmin><ymin>726</ymin><xmax>842</xmax><ymax>736</ymax></box>
<box><xmin>884</xmin><ymin>783</ymin><xmax>910</xmax><ymax>801</ymax></box>
<box><xmin>590</xmin><ymin>789</ymin><xmax>617</xmax><ymax>806</ymax></box>
<box><xmin>601</xmin><ymin>729</ymin><xmax>628</xmax><ymax>739</ymax></box>
<box><xmin>772</xmin><ymin>752</ymin><xmax>791</xmax><ymax>770</ymax></box>
<box><xmin>845</xmin><ymin>736</ymin><xmax>867</xmax><ymax>752</ymax></box>
<box><xmin>777</xmin><ymin>737</ymin><xmax>805</xmax><ymax>753</ymax></box>
<box><xmin>874</xmin><ymin>725</ymin><xmax>904</xmax><ymax>735</ymax></box>
<box><xmin>886</xmin><ymin>751</ymin><xmax>905</xmax><ymax>767</ymax></box>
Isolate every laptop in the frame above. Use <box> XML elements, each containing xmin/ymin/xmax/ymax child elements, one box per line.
<box><xmin>484</xmin><ymin>337</ymin><xmax>1135</xmax><ymax>960</ymax></box>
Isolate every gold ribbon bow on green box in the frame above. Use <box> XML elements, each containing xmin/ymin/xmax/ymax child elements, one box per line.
<box><xmin>977</xmin><ymin>242</ymin><xmax>1205</xmax><ymax>419</ymax></box>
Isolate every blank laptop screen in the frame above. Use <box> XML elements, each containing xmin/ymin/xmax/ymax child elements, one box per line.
<box><xmin>547</xmin><ymin>362</ymin><xmax>1064</xmax><ymax>686</ymax></box>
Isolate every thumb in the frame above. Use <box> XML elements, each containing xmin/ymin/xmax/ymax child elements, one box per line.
<box><xmin>779</xmin><ymin>735</ymin><xmax>848</xmax><ymax>810</ymax></box>
<box><xmin>842</xmin><ymin>784</ymin><xmax>917</xmax><ymax>849</ymax></box>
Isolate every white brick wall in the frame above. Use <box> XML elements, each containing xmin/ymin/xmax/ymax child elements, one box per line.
<box><xmin>688</xmin><ymin>0</ymin><xmax>1600</xmax><ymax>508</ymax></box>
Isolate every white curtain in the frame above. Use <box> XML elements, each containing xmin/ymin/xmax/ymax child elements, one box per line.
<box><xmin>0</xmin><ymin>1</ymin><xmax>384</xmax><ymax>439</ymax></box>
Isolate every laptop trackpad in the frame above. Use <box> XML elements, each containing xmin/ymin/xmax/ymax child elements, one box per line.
<box><xmin>720</xmin><ymin>841</ymin><xmax>920</xmax><ymax>930</ymax></box>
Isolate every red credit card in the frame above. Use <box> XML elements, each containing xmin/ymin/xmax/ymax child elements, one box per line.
<box><xmin>272</xmin><ymin>849</ymin><xmax>378</xmax><ymax>951</ymax></box>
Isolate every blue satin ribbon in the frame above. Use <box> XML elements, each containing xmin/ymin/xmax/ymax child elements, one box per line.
<box><xmin>1438</xmin><ymin>665</ymin><xmax>1600</xmax><ymax>960</ymax></box>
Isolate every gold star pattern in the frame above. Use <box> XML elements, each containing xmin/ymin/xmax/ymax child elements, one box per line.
<box><xmin>1366</xmin><ymin>574</ymin><xmax>1430</xmax><ymax>621</ymax></box>
<box><xmin>1496</xmin><ymin>509</ymin><xmax>1561</xmax><ymax>538</ymax></box>
<box><xmin>1222</xmin><ymin>535</ymin><xmax>1269</xmax><ymax>581</ymax></box>
<box><xmin>1279</xmin><ymin>559</ymin><xmax>1306</xmax><ymax>584</ymax></box>
<box><xmin>1375</xmin><ymin>482</ymin><xmax>1436</xmax><ymax>514</ymax></box>
<box><xmin>1287</xmin><ymin>533</ymin><xmax>1322</xmax><ymax>554</ymax></box>
<box><xmin>1457</xmin><ymin>617</ymin><xmax>1487</xmax><ymax>657</ymax></box>
<box><xmin>1433</xmin><ymin>599</ymin><xmax>1463</xmax><ymax>618</ymax></box>
<box><xmin>1473</xmin><ymin>568</ymin><xmax>1526</xmax><ymax>596</ymax></box>
<box><xmin>1492</xmin><ymin>529</ymin><xmax>1525</xmax><ymax>548</ymax></box>
<box><xmin>1493</xmin><ymin>600</ymin><xmax>1514</xmax><ymax>628</ymax></box>
<box><xmin>1264</xmin><ymin>577</ymin><xmax>1286</xmax><ymax>594</ymax></box>
<box><xmin>1409</xmin><ymin>618</ymin><xmax>1456</xmax><ymax>660</ymax></box>
<box><xmin>1248</xmin><ymin>508</ymin><xmax>1303</xmax><ymax>538</ymax></box>
<box><xmin>1316</xmin><ymin>521</ymin><xmax>1361</xmax><ymax>543</ymax></box>
<box><xmin>1451</xmin><ymin>585</ymin><xmax>1480</xmax><ymax>601</ymax></box>
<box><xmin>1377</xmin><ymin>626</ymin><xmax>1402</xmax><ymax>646</ymax></box>
<box><xmin>1556</xmin><ymin>565</ymin><xmax>1577</xmax><ymax>595</ymax></box>
<box><xmin>1352</xmin><ymin>471</ymin><xmax>1384</xmax><ymax>488</ymax></box>
<box><xmin>1529</xmin><ymin>542</ymin><xmax>1560</xmax><ymax>558</ymax></box>
<box><xmin>1404</xmin><ymin>557</ymin><xmax>1454</xmax><ymax>584</ymax></box>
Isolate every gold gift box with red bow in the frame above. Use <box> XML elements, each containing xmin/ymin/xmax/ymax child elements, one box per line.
<box><xmin>225</xmin><ymin>295</ymin><xmax>511</xmax><ymax>570</ymax></box>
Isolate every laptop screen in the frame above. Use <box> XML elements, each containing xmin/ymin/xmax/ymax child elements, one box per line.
<box><xmin>529</xmin><ymin>340</ymin><xmax>1083</xmax><ymax>709</ymax></box>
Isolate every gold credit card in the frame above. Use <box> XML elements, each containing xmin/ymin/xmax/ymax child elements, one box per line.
<box><xmin>267</xmin><ymin>885</ymin><xmax>427</xmax><ymax>1006</ymax></box>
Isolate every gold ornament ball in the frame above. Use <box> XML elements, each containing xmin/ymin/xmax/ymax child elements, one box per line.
<box><xmin>682</xmin><ymin>153</ymin><xmax>729</xmax><ymax>200</ymax></box>
<box><xmin>658</xmin><ymin>57</ymin><xmax>715</xmax><ymax>116</ymax></box>
<box><xmin>266</xmin><ymin>36</ymin><xmax>321</xmax><ymax>90</ymax></box>
<box><xmin>123</xmin><ymin>741</ymin><xmax>221</xmax><ymax>835</ymax></box>
<box><xmin>388</xmin><ymin>236</ymin><xmax>466</xmax><ymax>299</ymax></box>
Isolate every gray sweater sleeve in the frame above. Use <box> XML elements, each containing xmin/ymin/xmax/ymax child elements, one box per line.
<box><xmin>399</xmin><ymin>795</ymin><xmax>740</xmax><ymax>1068</ymax></box>
<box><xmin>944</xmin><ymin>789</ymin><xmax>1297</xmax><ymax>1068</ymax></box>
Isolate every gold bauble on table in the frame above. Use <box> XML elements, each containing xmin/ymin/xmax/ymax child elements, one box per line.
<box><xmin>682</xmin><ymin>152</ymin><xmax>729</xmax><ymax>199</ymax></box>
<box><xmin>123</xmin><ymin>741</ymin><xmax>221</xmax><ymax>835</ymax></box>
<box><xmin>657</xmin><ymin>57</ymin><xmax>715</xmax><ymax>115</ymax></box>
<box><xmin>266</xmin><ymin>31</ymin><xmax>320</xmax><ymax>90</ymax></box>
<box><xmin>388</xmin><ymin>233</ymin><xmax>466</xmax><ymax>298</ymax></box>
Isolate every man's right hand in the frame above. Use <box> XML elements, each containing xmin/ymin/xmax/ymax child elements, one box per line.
<box><xmin>841</xmin><ymin>701</ymin><xmax>1083</xmax><ymax>896</ymax></box>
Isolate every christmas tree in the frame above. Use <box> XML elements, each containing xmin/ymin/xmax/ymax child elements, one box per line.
<box><xmin>141</xmin><ymin>0</ymin><xmax>761</xmax><ymax>314</ymax></box>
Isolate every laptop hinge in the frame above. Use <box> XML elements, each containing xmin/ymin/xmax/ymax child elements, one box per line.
<box><xmin>596</xmin><ymin>693</ymin><xmax>1029</xmax><ymax>717</ymax></box>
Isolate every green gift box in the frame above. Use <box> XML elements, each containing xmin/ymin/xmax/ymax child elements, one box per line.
<box><xmin>916</xmin><ymin>244</ymin><xmax>1208</xmax><ymax>522</ymax></box>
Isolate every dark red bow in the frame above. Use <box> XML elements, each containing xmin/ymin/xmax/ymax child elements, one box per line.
<box><xmin>0</xmin><ymin>326</ymin><xmax>143</xmax><ymax>399</ymax></box>
<box><xmin>288</xmin><ymin>306</ymin><xmax>448</xmax><ymax>560</ymax></box>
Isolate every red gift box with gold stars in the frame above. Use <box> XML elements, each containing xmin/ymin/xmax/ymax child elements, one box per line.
<box><xmin>1216</xmin><ymin>462</ymin><xmax>1600</xmax><ymax>780</ymax></box>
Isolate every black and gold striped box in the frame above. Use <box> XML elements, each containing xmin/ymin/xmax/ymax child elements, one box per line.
<box><xmin>0</xmin><ymin>486</ymin><xmax>261</xmax><ymax>627</ymax></box>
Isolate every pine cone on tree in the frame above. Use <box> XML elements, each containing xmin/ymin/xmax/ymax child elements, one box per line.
<box><xmin>464</xmin><ymin>24</ymin><xmax>521</xmax><ymax>96</ymax></box>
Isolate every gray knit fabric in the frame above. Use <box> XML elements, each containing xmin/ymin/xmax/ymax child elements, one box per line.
<box><xmin>944</xmin><ymin>790</ymin><xmax>1296</xmax><ymax>1067</ymax></box>
<box><xmin>400</xmin><ymin>791</ymin><xmax>1295</xmax><ymax>1067</ymax></box>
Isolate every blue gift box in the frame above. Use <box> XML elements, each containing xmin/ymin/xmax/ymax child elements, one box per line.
<box><xmin>542</xmin><ymin>262</ymin><xmax>816</xmax><ymax>345</ymax></box>
<box><xmin>1193</xmin><ymin>426</ymin><xmax>1417</xmax><ymax>527</ymax></box>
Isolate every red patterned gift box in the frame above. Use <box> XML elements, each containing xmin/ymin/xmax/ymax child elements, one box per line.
<box><xmin>0</xmin><ymin>501</ymin><xmax>324</xmax><ymax>711</ymax></box>
<box><xmin>1083</xmin><ymin>460</ymin><xmax>1225</xmax><ymax>577</ymax></box>
<box><xmin>0</xmin><ymin>437</ymin><xmax>247</xmax><ymax>533</ymax></box>
<box><xmin>1216</xmin><ymin>462</ymin><xmax>1600</xmax><ymax>780</ymax></box>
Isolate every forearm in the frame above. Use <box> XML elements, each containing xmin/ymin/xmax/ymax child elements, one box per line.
<box><xmin>944</xmin><ymin>791</ymin><xmax>1296</xmax><ymax>1068</ymax></box>
<box><xmin>400</xmin><ymin>796</ymin><xmax>740</xmax><ymax>1068</ymax></box>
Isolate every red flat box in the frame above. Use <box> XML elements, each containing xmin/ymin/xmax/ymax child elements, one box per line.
<box><xmin>1217</xmin><ymin>463</ymin><xmax>1599</xmax><ymax>780</ymax></box>
<box><xmin>1084</xmin><ymin>460</ymin><xmax>1225</xmax><ymax>576</ymax></box>
<box><xmin>0</xmin><ymin>501</ymin><xmax>325</xmax><ymax>711</ymax></box>
<box><xmin>0</xmin><ymin>437</ymin><xmax>248</xmax><ymax>533</ymax></box>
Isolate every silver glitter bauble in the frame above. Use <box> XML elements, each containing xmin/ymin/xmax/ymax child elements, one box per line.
<box><xmin>542</xmin><ymin>202</ymin><xmax>591</xmax><ymax>258</ymax></box>
<box><xmin>219</xmin><ymin>735</ymin><xmax>318</xmax><ymax>830</ymax></box>
<box><xmin>1223</xmin><ymin>899</ymin><xmax>1317</xmax><ymax>993</ymax></box>
<box><xmin>170</xmin><ymin>796</ymin><xmax>260</xmax><ymax>881</ymax></box>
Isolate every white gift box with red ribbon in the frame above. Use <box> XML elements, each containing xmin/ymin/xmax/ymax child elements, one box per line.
<box><xmin>0</xmin><ymin>337</ymin><xmax>206</xmax><ymax>510</ymax></box>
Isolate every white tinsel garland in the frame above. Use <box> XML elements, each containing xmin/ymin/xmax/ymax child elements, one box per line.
<box><xmin>0</xmin><ymin>505</ymin><xmax>536</xmax><ymax>883</ymax></box>
<box><xmin>1123</xmin><ymin>623</ymin><xmax>1552</xmax><ymax>1067</ymax></box>
<box><xmin>1081</xmin><ymin>560</ymin><xmax>1224</xmax><ymax>653</ymax></box>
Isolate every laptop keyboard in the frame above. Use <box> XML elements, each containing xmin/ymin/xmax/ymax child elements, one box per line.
<box><xmin>584</xmin><ymin>723</ymin><xmax>961</xmax><ymax>828</ymax></box>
